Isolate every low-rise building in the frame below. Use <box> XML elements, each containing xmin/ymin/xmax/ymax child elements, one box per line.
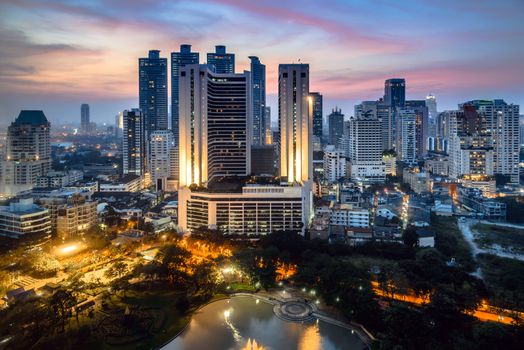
<box><xmin>416</xmin><ymin>228</ymin><xmax>436</xmax><ymax>247</ymax></box>
<box><xmin>459</xmin><ymin>174</ymin><xmax>496</xmax><ymax>197</ymax></box>
<box><xmin>36</xmin><ymin>170</ymin><xmax>83</xmax><ymax>188</ymax></box>
<box><xmin>457</xmin><ymin>187</ymin><xmax>506</xmax><ymax>220</ymax></box>
<box><xmin>0</xmin><ymin>198</ymin><xmax>51</xmax><ymax>245</ymax></box>
<box><xmin>403</xmin><ymin>168</ymin><xmax>429</xmax><ymax>194</ymax></box>
<box><xmin>425</xmin><ymin>157</ymin><xmax>449</xmax><ymax>176</ymax></box>
<box><xmin>330</xmin><ymin>204</ymin><xmax>369</xmax><ymax>227</ymax></box>
<box><xmin>99</xmin><ymin>175</ymin><xmax>141</xmax><ymax>192</ymax></box>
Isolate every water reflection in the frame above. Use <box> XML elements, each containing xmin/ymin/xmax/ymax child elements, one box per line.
<box><xmin>163</xmin><ymin>296</ymin><xmax>365</xmax><ymax>350</ymax></box>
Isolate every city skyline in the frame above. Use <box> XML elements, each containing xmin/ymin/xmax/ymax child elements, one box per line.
<box><xmin>1</xmin><ymin>0</ymin><xmax>523</xmax><ymax>124</ymax></box>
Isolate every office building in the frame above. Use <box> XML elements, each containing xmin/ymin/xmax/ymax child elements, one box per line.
<box><xmin>327</xmin><ymin>108</ymin><xmax>344</xmax><ymax>146</ymax></box>
<box><xmin>0</xmin><ymin>111</ymin><xmax>52</xmax><ymax>196</ymax></box>
<box><xmin>149</xmin><ymin>130</ymin><xmax>177</xmax><ymax>191</ymax></box>
<box><xmin>249</xmin><ymin>56</ymin><xmax>266</xmax><ymax>145</ymax></box>
<box><xmin>139</xmin><ymin>50</ymin><xmax>168</xmax><ymax>133</ymax></box>
<box><xmin>349</xmin><ymin>117</ymin><xmax>385</xmax><ymax>183</ymax></box>
<box><xmin>278</xmin><ymin>64</ymin><xmax>312</xmax><ymax>184</ymax></box>
<box><xmin>207</xmin><ymin>45</ymin><xmax>235</xmax><ymax>74</ymax></box>
<box><xmin>264</xmin><ymin>106</ymin><xmax>272</xmax><ymax>144</ymax></box>
<box><xmin>426</xmin><ymin>94</ymin><xmax>438</xmax><ymax>138</ymax></box>
<box><xmin>0</xmin><ymin>198</ymin><xmax>51</xmax><ymax>246</ymax></box>
<box><xmin>323</xmin><ymin>145</ymin><xmax>346</xmax><ymax>183</ymax></box>
<box><xmin>310</xmin><ymin>92</ymin><xmax>323</xmax><ymax>141</ymax></box>
<box><xmin>384</xmin><ymin>78</ymin><xmax>406</xmax><ymax>108</ymax></box>
<box><xmin>122</xmin><ymin>109</ymin><xmax>146</xmax><ymax>176</ymax></box>
<box><xmin>81</xmin><ymin>104</ymin><xmax>90</xmax><ymax>134</ymax></box>
<box><xmin>251</xmin><ymin>145</ymin><xmax>275</xmax><ymax>176</ymax></box>
<box><xmin>178</xmin><ymin>64</ymin><xmax>251</xmax><ymax>187</ymax></box>
<box><xmin>396</xmin><ymin>109</ymin><xmax>417</xmax><ymax>165</ymax></box>
<box><xmin>405</xmin><ymin>100</ymin><xmax>429</xmax><ymax>157</ymax></box>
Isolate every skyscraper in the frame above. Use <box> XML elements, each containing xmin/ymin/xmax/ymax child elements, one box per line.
<box><xmin>150</xmin><ymin>130</ymin><xmax>176</xmax><ymax>191</ymax></box>
<box><xmin>264</xmin><ymin>106</ymin><xmax>272</xmax><ymax>144</ymax></box>
<box><xmin>327</xmin><ymin>108</ymin><xmax>344</xmax><ymax>146</ymax></box>
<box><xmin>178</xmin><ymin>64</ymin><xmax>251</xmax><ymax>187</ymax></box>
<box><xmin>278</xmin><ymin>64</ymin><xmax>312</xmax><ymax>184</ymax></box>
<box><xmin>310</xmin><ymin>92</ymin><xmax>323</xmax><ymax>140</ymax></box>
<box><xmin>349</xmin><ymin>116</ymin><xmax>385</xmax><ymax>183</ymax></box>
<box><xmin>81</xmin><ymin>104</ymin><xmax>90</xmax><ymax>134</ymax></box>
<box><xmin>171</xmin><ymin>44</ymin><xmax>199</xmax><ymax>141</ymax></box>
<box><xmin>396</xmin><ymin>109</ymin><xmax>417</xmax><ymax>165</ymax></box>
<box><xmin>426</xmin><ymin>94</ymin><xmax>438</xmax><ymax>138</ymax></box>
<box><xmin>0</xmin><ymin>111</ymin><xmax>51</xmax><ymax>195</ymax></box>
<box><xmin>405</xmin><ymin>100</ymin><xmax>429</xmax><ymax>157</ymax></box>
<box><xmin>207</xmin><ymin>45</ymin><xmax>235</xmax><ymax>74</ymax></box>
<box><xmin>249</xmin><ymin>56</ymin><xmax>266</xmax><ymax>145</ymax></box>
<box><xmin>139</xmin><ymin>50</ymin><xmax>168</xmax><ymax>134</ymax></box>
<box><xmin>384</xmin><ymin>78</ymin><xmax>406</xmax><ymax>108</ymax></box>
<box><xmin>122</xmin><ymin>109</ymin><xmax>146</xmax><ymax>176</ymax></box>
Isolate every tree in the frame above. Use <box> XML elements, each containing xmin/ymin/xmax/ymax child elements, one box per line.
<box><xmin>48</xmin><ymin>289</ymin><xmax>77</xmax><ymax>332</ymax></box>
<box><xmin>105</xmin><ymin>261</ymin><xmax>128</xmax><ymax>279</ymax></box>
<box><xmin>402</xmin><ymin>226</ymin><xmax>419</xmax><ymax>247</ymax></box>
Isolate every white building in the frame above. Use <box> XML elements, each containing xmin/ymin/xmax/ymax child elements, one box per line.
<box><xmin>179</xmin><ymin>185</ymin><xmax>308</xmax><ymax>235</ymax></box>
<box><xmin>323</xmin><ymin>146</ymin><xmax>346</xmax><ymax>183</ymax></box>
<box><xmin>348</xmin><ymin>117</ymin><xmax>385</xmax><ymax>183</ymax></box>
<box><xmin>396</xmin><ymin>109</ymin><xmax>417</xmax><ymax>165</ymax></box>
<box><xmin>0</xmin><ymin>198</ymin><xmax>51</xmax><ymax>245</ymax></box>
<box><xmin>329</xmin><ymin>204</ymin><xmax>369</xmax><ymax>227</ymax></box>
<box><xmin>36</xmin><ymin>170</ymin><xmax>84</xmax><ymax>188</ymax></box>
<box><xmin>0</xmin><ymin>111</ymin><xmax>52</xmax><ymax>196</ymax></box>
<box><xmin>99</xmin><ymin>175</ymin><xmax>141</xmax><ymax>192</ymax></box>
<box><xmin>179</xmin><ymin>64</ymin><xmax>252</xmax><ymax>187</ymax></box>
<box><xmin>149</xmin><ymin>130</ymin><xmax>177</xmax><ymax>191</ymax></box>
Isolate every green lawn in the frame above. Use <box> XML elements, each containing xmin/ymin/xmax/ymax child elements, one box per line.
<box><xmin>432</xmin><ymin>215</ymin><xmax>476</xmax><ymax>271</ymax></box>
<box><xmin>473</xmin><ymin>223</ymin><xmax>524</xmax><ymax>253</ymax></box>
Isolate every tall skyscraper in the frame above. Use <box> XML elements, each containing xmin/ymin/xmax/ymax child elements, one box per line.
<box><xmin>249</xmin><ymin>56</ymin><xmax>266</xmax><ymax>145</ymax></box>
<box><xmin>349</xmin><ymin>116</ymin><xmax>385</xmax><ymax>183</ymax></box>
<box><xmin>139</xmin><ymin>50</ymin><xmax>168</xmax><ymax>134</ymax></box>
<box><xmin>327</xmin><ymin>107</ymin><xmax>344</xmax><ymax>146</ymax></box>
<box><xmin>384</xmin><ymin>78</ymin><xmax>406</xmax><ymax>108</ymax></box>
<box><xmin>396</xmin><ymin>109</ymin><xmax>417</xmax><ymax>165</ymax></box>
<box><xmin>278</xmin><ymin>64</ymin><xmax>312</xmax><ymax>184</ymax></box>
<box><xmin>150</xmin><ymin>130</ymin><xmax>176</xmax><ymax>191</ymax></box>
<box><xmin>207</xmin><ymin>45</ymin><xmax>235</xmax><ymax>74</ymax></box>
<box><xmin>171</xmin><ymin>44</ymin><xmax>199</xmax><ymax>140</ymax></box>
<box><xmin>178</xmin><ymin>64</ymin><xmax>251</xmax><ymax>187</ymax></box>
<box><xmin>122</xmin><ymin>109</ymin><xmax>146</xmax><ymax>176</ymax></box>
<box><xmin>115</xmin><ymin>112</ymin><xmax>123</xmax><ymax>138</ymax></box>
<box><xmin>405</xmin><ymin>100</ymin><xmax>429</xmax><ymax>157</ymax></box>
<box><xmin>80</xmin><ymin>104</ymin><xmax>90</xmax><ymax>134</ymax></box>
<box><xmin>426</xmin><ymin>94</ymin><xmax>438</xmax><ymax>138</ymax></box>
<box><xmin>264</xmin><ymin>106</ymin><xmax>272</xmax><ymax>144</ymax></box>
<box><xmin>0</xmin><ymin>111</ymin><xmax>51</xmax><ymax>195</ymax></box>
<box><xmin>310</xmin><ymin>92</ymin><xmax>323</xmax><ymax>140</ymax></box>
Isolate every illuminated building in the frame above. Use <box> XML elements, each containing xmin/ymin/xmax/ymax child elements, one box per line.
<box><xmin>249</xmin><ymin>56</ymin><xmax>266</xmax><ymax>146</ymax></box>
<box><xmin>349</xmin><ymin>116</ymin><xmax>385</xmax><ymax>183</ymax></box>
<box><xmin>178</xmin><ymin>64</ymin><xmax>251</xmax><ymax>187</ymax></box>
<box><xmin>0</xmin><ymin>198</ymin><xmax>51</xmax><ymax>245</ymax></box>
<box><xmin>396</xmin><ymin>109</ymin><xmax>417</xmax><ymax>165</ymax></box>
<box><xmin>207</xmin><ymin>45</ymin><xmax>235</xmax><ymax>74</ymax></box>
<box><xmin>0</xmin><ymin>111</ymin><xmax>51</xmax><ymax>196</ymax></box>
<box><xmin>310</xmin><ymin>92</ymin><xmax>323</xmax><ymax>141</ymax></box>
<box><xmin>149</xmin><ymin>130</ymin><xmax>177</xmax><ymax>191</ymax></box>
<box><xmin>278</xmin><ymin>64</ymin><xmax>312</xmax><ymax>184</ymax></box>
<box><xmin>139</xmin><ymin>50</ymin><xmax>168</xmax><ymax>133</ymax></box>
<box><xmin>122</xmin><ymin>109</ymin><xmax>146</xmax><ymax>176</ymax></box>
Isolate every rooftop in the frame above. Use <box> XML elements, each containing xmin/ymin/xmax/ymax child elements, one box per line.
<box><xmin>13</xmin><ymin>110</ymin><xmax>49</xmax><ymax>126</ymax></box>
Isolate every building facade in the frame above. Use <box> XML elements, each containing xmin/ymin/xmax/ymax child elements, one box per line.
<box><xmin>310</xmin><ymin>92</ymin><xmax>323</xmax><ymax>141</ymax></box>
<box><xmin>396</xmin><ymin>109</ymin><xmax>417</xmax><ymax>165</ymax></box>
<box><xmin>0</xmin><ymin>198</ymin><xmax>51</xmax><ymax>245</ymax></box>
<box><xmin>249</xmin><ymin>56</ymin><xmax>266</xmax><ymax>146</ymax></box>
<box><xmin>81</xmin><ymin>103</ymin><xmax>90</xmax><ymax>134</ymax></box>
<box><xmin>207</xmin><ymin>45</ymin><xmax>235</xmax><ymax>74</ymax></box>
<box><xmin>122</xmin><ymin>109</ymin><xmax>146</xmax><ymax>176</ymax></box>
<box><xmin>327</xmin><ymin>108</ymin><xmax>344</xmax><ymax>146</ymax></box>
<box><xmin>349</xmin><ymin>117</ymin><xmax>385</xmax><ymax>183</ymax></box>
<box><xmin>149</xmin><ymin>130</ymin><xmax>177</xmax><ymax>191</ymax></box>
<box><xmin>178</xmin><ymin>64</ymin><xmax>252</xmax><ymax>187</ymax></box>
<box><xmin>323</xmin><ymin>146</ymin><xmax>346</xmax><ymax>183</ymax></box>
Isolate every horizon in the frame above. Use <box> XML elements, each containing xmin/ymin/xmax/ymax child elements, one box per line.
<box><xmin>0</xmin><ymin>0</ymin><xmax>523</xmax><ymax>125</ymax></box>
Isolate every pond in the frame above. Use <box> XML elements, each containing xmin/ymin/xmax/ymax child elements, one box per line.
<box><xmin>162</xmin><ymin>296</ymin><xmax>368</xmax><ymax>350</ymax></box>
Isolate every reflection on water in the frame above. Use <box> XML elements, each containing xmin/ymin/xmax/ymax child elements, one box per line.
<box><xmin>163</xmin><ymin>296</ymin><xmax>366</xmax><ymax>350</ymax></box>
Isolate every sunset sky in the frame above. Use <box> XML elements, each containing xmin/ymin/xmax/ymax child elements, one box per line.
<box><xmin>0</xmin><ymin>0</ymin><xmax>523</xmax><ymax>125</ymax></box>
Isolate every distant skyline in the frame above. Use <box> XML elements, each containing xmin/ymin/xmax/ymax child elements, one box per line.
<box><xmin>1</xmin><ymin>0</ymin><xmax>523</xmax><ymax>125</ymax></box>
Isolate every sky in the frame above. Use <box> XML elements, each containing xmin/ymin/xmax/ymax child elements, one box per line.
<box><xmin>0</xmin><ymin>0</ymin><xmax>523</xmax><ymax>126</ymax></box>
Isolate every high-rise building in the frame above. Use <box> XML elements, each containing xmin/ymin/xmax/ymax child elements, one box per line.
<box><xmin>354</xmin><ymin>99</ymin><xmax>392</xmax><ymax>151</ymax></box>
<box><xmin>264</xmin><ymin>106</ymin><xmax>272</xmax><ymax>144</ymax></box>
<box><xmin>310</xmin><ymin>92</ymin><xmax>323</xmax><ymax>140</ymax></box>
<box><xmin>149</xmin><ymin>130</ymin><xmax>177</xmax><ymax>191</ymax></box>
<box><xmin>349</xmin><ymin>116</ymin><xmax>385</xmax><ymax>183</ymax></box>
<box><xmin>405</xmin><ymin>100</ymin><xmax>429</xmax><ymax>157</ymax></box>
<box><xmin>207</xmin><ymin>45</ymin><xmax>235</xmax><ymax>74</ymax></box>
<box><xmin>249</xmin><ymin>56</ymin><xmax>266</xmax><ymax>145</ymax></box>
<box><xmin>171</xmin><ymin>44</ymin><xmax>199</xmax><ymax>142</ymax></box>
<box><xmin>0</xmin><ymin>110</ymin><xmax>51</xmax><ymax>196</ymax></box>
<box><xmin>461</xmin><ymin>100</ymin><xmax>520</xmax><ymax>183</ymax></box>
<box><xmin>396</xmin><ymin>109</ymin><xmax>417</xmax><ymax>165</ymax></box>
<box><xmin>0</xmin><ymin>198</ymin><xmax>51</xmax><ymax>246</ymax></box>
<box><xmin>384</xmin><ymin>78</ymin><xmax>406</xmax><ymax>108</ymax></box>
<box><xmin>323</xmin><ymin>145</ymin><xmax>346</xmax><ymax>183</ymax></box>
<box><xmin>327</xmin><ymin>108</ymin><xmax>344</xmax><ymax>147</ymax></box>
<box><xmin>426</xmin><ymin>94</ymin><xmax>438</xmax><ymax>138</ymax></box>
<box><xmin>115</xmin><ymin>112</ymin><xmax>123</xmax><ymax>138</ymax></box>
<box><xmin>81</xmin><ymin>104</ymin><xmax>90</xmax><ymax>134</ymax></box>
<box><xmin>122</xmin><ymin>109</ymin><xmax>146</xmax><ymax>176</ymax></box>
<box><xmin>178</xmin><ymin>64</ymin><xmax>251</xmax><ymax>187</ymax></box>
<box><xmin>139</xmin><ymin>50</ymin><xmax>168</xmax><ymax>134</ymax></box>
<box><xmin>278</xmin><ymin>64</ymin><xmax>312</xmax><ymax>184</ymax></box>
